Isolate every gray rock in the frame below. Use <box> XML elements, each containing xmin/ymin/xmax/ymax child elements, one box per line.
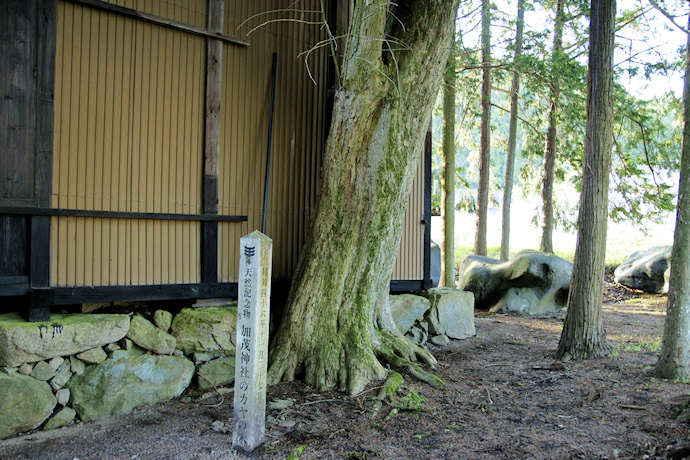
<box><xmin>614</xmin><ymin>246</ymin><xmax>672</xmax><ymax>294</ymax></box>
<box><xmin>105</xmin><ymin>343</ymin><xmax>121</xmax><ymax>353</ymax></box>
<box><xmin>430</xmin><ymin>241</ymin><xmax>441</xmax><ymax>288</ymax></box>
<box><xmin>153</xmin><ymin>310</ymin><xmax>174</xmax><ymax>332</ymax></box>
<box><xmin>1</xmin><ymin>367</ymin><xmax>17</xmax><ymax>374</ymax></box>
<box><xmin>43</xmin><ymin>407</ymin><xmax>76</xmax><ymax>431</ymax></box>
<box><xmin>48</xmin><ymin>357</ymin><xmax>64</xmax><ymax>371</ymax></box>
<box><xmin>197</xmin><ymin>356</ymin><xmax>236</xmax><ymax>390</ymax></box>
<box><xmin>30</xmin><ymin>360</ymin><xmax>56</xmax><ymax>381</ymax></box>
<box><xmin>76</xmin><ymin>347</ymin><xmax>108</xmax><ymax>364</ymax></box>
<box><xmin>50</xmin><ymin>360</ymin><xmax>73</xmax><ymax>390</ymax></box>
<box><xmin>422</xmin><ymin>288</ymin><xmax>475</xmax><ymax>339</ymax></box>
<box><xmin>459</xmin><ymin>250</ymin><xmax>572</xmax><ymax>315</ymax></box>
<box><xmin>405</xmin><ymin>325</ymin><xmax>428</xmax><ymax>346</ymax></box>
<box><xmin>56</xmin><ymin>388</ymin><xmax>70</xmax><ymax>406</ymax></box>
<box><xmin>0</xmin><ymin>313</ymin><xmax>130</xmax><ymax>367</ymax></box>
<box><xmin>430</xmin><ymin>334</ymin><xmax>450</xmax><ymax>346</ymax></box>
<box><xmin>67</xmin><ymin>350</ymin><xmax>194</xmax><ymax>422</ymax></box>
<box><xmin>390</xmin><ymin>294</ymin><xmax>431</xmax><ymax>335</ymax></box>
<box><xmin>193</xmin><ymin>352</ymin><xmax>215</xmax><ymax>364</ymax></box>
<box><xmin>0</xmin><ymin>372</ymin><xmax>57</xmax><ymax>439</ymax></box>
<box><xmin>126</xmin><ymin>315</ymin><xmax>177</xmax><ymax>355</ymax></box>
<box><xmin>170</xmin><ymin>306</ymin><xmax>237</xmax><ymax>356</ymax></box>
<box><xmin>17</xmin><ymin>363</ymin><xmax>33</xmax><ymax>375</ymax></box>
<box><xmin>69</xmin><ymin>356</ymin><xmax>86</xmax><ymax>376</ymax></box>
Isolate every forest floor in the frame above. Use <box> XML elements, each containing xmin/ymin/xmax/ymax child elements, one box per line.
<box><xmin>2</xmin><ymin>272</ymin><xmax>690</xmax><ymax>460</ymax></box>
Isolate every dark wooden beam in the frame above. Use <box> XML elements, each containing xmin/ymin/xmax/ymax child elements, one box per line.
<box><xmin>63</xmin><ymin>0</ymin><xmax>249</xmax><ymax>47</ymax></box>
<box><xmin>201</xmin><ymin>0</ymin><xmax>224</xmax><ymax>285</ymax></box>
<box><xmin>34</xmin><ymin>283</ymin><xmax>239</xmax><ymax>306</ymax></box>
<box><xmin>423</xmin><ymin>124</ymin><xmax>433</xmax><ymax>290</ymax></box>
<box><xmin>0</xmin><ymin>207</ymin><xmax>247</xmax><ymax>222</ymax></box>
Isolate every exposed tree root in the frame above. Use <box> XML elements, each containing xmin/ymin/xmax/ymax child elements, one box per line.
<box><xmin>268</xmin><ymin>316</ymin><xmax>446</xmax><ymax>395</ymax></box>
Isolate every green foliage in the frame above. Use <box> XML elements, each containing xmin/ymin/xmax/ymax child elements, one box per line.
<box><xmin>430</xmin><ymin>0</ymin><xmax>683</xmax><ymax>234</ymax></box>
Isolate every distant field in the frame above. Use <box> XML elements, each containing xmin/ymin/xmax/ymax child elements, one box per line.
<box><xmin>431</xmin><ymin>196</ymin><xmax>676</xmax><ymax>267</ymax></box>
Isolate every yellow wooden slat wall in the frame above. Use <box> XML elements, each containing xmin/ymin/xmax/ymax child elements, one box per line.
<box><xmin>218</xmin><ymin>0</ymin><xmax>329</xmax><ymax>282</ymax></box>
<box><xmin>391</xmin><ymin>157</ymin><xmax>426</xmax><ymax>281</ymax></box>
<box><xmin>51</xmin><ymin>0</ymin><xmax>204</xmax><ymax>287</ymax></box>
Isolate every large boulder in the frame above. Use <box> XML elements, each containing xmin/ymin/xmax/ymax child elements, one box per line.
<box><xmin>170</xmin><ymin>305</ymin><xmax>237</xmax><ymax>356</ymax></box>
<box><xmin>614</xmin><ymin>246</ymin><xmax>672</xmax><ymax>294</ymax></box>
<box><xmin>0</xmin><ymin>313</ymin><xmax>130</xmax><ymax>367</ymax></box>
<box><xmin>421</xmin><ymin>288</ymin><xmax>475</xmax><ymax>339</ymax></box>
<box><xmin>67</xmin><ymin>349</ymin><xmax>194</xmax><ymax>422</ymax></box>
<box><xmin>459</xmin><ymin>250</ymin><xmax>572</xmax><ymax>314</ymax></box>
<box><xmin>0</xmin><ymin>372</ymin><xmax>57</xmax><ymax>439</ymax></box>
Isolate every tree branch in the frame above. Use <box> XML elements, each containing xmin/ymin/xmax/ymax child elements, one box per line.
<box><xmin>648</xmin><ymin>0</ymin><xmax>689</xmax><ymax>34</ymax></box>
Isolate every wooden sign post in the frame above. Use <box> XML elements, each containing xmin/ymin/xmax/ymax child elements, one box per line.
<box><xmin>232</xmin><ymin>231</ymin><xmax>272</xmax><ymax>452</ymax></box>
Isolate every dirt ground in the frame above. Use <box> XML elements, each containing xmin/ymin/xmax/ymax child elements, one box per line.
<box><xmin>2</xmin><ymin>273</ymin><xmax>690</xmax><ymax>460</ymax></box>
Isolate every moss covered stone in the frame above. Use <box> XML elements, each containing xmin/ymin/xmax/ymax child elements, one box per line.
<box><xmin>0</xmin><ymin>313</ymin><xmax>130</xmax><ymax>367</ymax></box>
<box><xmin>126</xmin><ymin>314</ymin><xmax>177</xmax><ymax>355</ymax></box>
<box><xmin>67</xmin><ymin>350</ymin><xmax>194</xmax><ymax>422</ymax></box>
<box><xmin>0</xmin><ymin>372</ymin><xmax>57</xmax><ymax>439</ymax></box>
<box><xmin>170</xmin><ymin>305</ymin><xmax>237</xmax><ymax>356</ymax></box>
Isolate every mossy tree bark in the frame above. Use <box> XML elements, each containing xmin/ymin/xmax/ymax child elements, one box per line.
<box><xmin>267</xmin><ymin>0</ymin><xmax>459</xmax><ymax>395</ymax></box>
<box><xmin>539</xmin><ymin>0</ymin><xmax>565</xmax><ymax>255</ymax></box>
<box><xmin>656</xmin><ymin>18</ymin><xmax>690</xmax><ymax>380</ymax></box>
<box><xmin>442</xmin><ymin>35</ymin><xmax>457</xmax><ymax>288</ymax></box>
<box><xmin>556</xmin><ymin>0</ymin><xmax>615</xmax><ymax>361</ymax></box>
<box><xmin>475</xmin><ymin>0</ymin><xmax>491</xmax><ymax>257</ymax></box>
<box><xmin>500</xmin><ymin>0</ymin><xmax>525</xmax><ymax>262</ymax></box>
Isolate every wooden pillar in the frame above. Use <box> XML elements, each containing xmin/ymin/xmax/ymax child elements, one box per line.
<box><xmin>202</xmin><ymin>0</ymin><xmax>224</xmax><ymax>284</ymax></box>
<box><xmin>29</xmin><ymin>0</ymin><xmax>57</xmax><ymax>322</ymax></box>
<box><xmin>0</xmin><ymin>0</ymin><xmax>56</xmax><ymax>321</ymax></box>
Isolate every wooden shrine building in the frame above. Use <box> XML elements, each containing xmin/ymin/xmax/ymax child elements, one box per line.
<box><xmin>0</xmin><ymin>0</ymin><xmax>433</xmax><ymax>321</ymax></box>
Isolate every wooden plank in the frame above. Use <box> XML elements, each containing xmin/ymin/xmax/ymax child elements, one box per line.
<box><xmin>62</xmin><ymin>0</ymin><xmax>248</xmax><ymax>47</ymax></box>
<box><xmin>423</xmin><ymin>126</ymin><xmax>433</xmax><ymax>289</ymax></box>
<box><xmin>35</xmin><ymin>0</ymin><xmax>57</xmax><ymax>208</ymax></box>
<box><xmin>0</xmin><ymin>216</ymin><xmax>28</xmax><ymax>277</ymax></box>
<box><xmin>46</xmin><ymin>282</ymin><xmax>238</xmax><ymax>305</ymax></box>
<box><xmin>0</xmin><ymin>0</ymin><xmax>38</xmax><ymax>207</ymax></box>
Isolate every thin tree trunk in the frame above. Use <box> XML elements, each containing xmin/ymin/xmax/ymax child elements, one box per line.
<box><xmin>268</xmin><ymin>0</ymin><xmax>459</xmax><ymax>395</ymax></box>
<box><xmin>500</xmin><ymin>0</ymin><xmax>525</xmax><ymax>261</ymax></box>
<box><xmin>475</xmin><ymin>0</ymin><xmax>491</xmax><ymax>256</ymax></box>
<box><xmin>540</xmin><ymin>0</ymin><xmax>565</xmax><ymax>254</ymax></box>
<box><xmin>443</xmin><ymin>35</ymin><xmax>456</xmax><ymax>287</ymax></box>
<box><xmin>556</xmin><ymin>0</ymin><xmax>615</xmax><ymax>361</ymax></box>
<box><xmin>655</xmin><ymin>18</ymin><xmax>690</xmax><ymax>380</ymax></box>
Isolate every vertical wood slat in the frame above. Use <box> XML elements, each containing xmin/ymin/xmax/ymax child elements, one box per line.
<box><xmin>202</xmin><ymin>0</ymin><xmax>224</xmax><ymax>285</ymax></box>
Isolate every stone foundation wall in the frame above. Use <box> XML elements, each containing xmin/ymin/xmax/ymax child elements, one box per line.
<box><xmin>0</xmin><ymin>304</ymin><xmax>239</xmax><ymax>440</ymax></box>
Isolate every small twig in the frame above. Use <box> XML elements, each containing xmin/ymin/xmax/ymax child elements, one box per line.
<box><xmin>620</xmin><ymin>405</ymin><xmax>647</xmax><ymax>411</ymax></box>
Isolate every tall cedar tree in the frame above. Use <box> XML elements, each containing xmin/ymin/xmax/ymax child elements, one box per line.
<box><xmin>475</xmin><ymin>0</ymin><xmax>492</xmax><ymax>256</ymax></box>
<box><xmin>268</xmin><ymin>0</ymin><xmax>460</xmax><ymax>394</ymax></box>
<box><xmin>443</xmin><ymin>34</ymin><xmax>457</xmax><ymax>287</ymax></box>
<box><xmin>656</xmin><ymin>16</ymin><xmax>690</xmax><ymax>380</ymax></box>
<box><xmin>556</xmin><ymin>0</ymin><xmax>615</xmax><ymax>360</ymax></box>
<box><xmin>540</xmin><ymin>0</ymin><xmax>565</xmax><ymax>254</ymax></box>
<box><xmin>500</xmin><ymin>0</ymin><xmax>525</xmax><ymax>261</ymax></box>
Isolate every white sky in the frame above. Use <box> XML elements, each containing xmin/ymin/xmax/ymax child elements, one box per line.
<box><xmin>460</xmin><ymin>0</ymin><xmax>689</xmax><ymax>100</ymax></box>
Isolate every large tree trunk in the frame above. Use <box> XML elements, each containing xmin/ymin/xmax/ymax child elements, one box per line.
<box><xmin>556</xmin><ymin>0</ymin><xmax>614</xmax><ymax>361</ymax></box>
<box><xmin>442</xmin><ymin>35</ymin><xmax>456</xmax><ymax>287</ymax></box>
<box><xmin>500</xmin><ymin>0</ymin><xmax>525</xmax><ymax>261</ymax></box>
<box><xmin>655</xmin><ymin>18</ymin><xmax>690</xmax><ymax>380</ymax></box>
<box><xmin>540</xmin><ymin>0</ymin><xmax>565</xmax><ymax>254</ymax></box>
<box><xmin>268</xmin><ymin>0</ymin><xmax>459</xmax><ymax>395</ymax></box>
<box><xmin>475</xmin><ymin>0</ymin><xmax>491</xmax><ymax>256</ymax></box>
